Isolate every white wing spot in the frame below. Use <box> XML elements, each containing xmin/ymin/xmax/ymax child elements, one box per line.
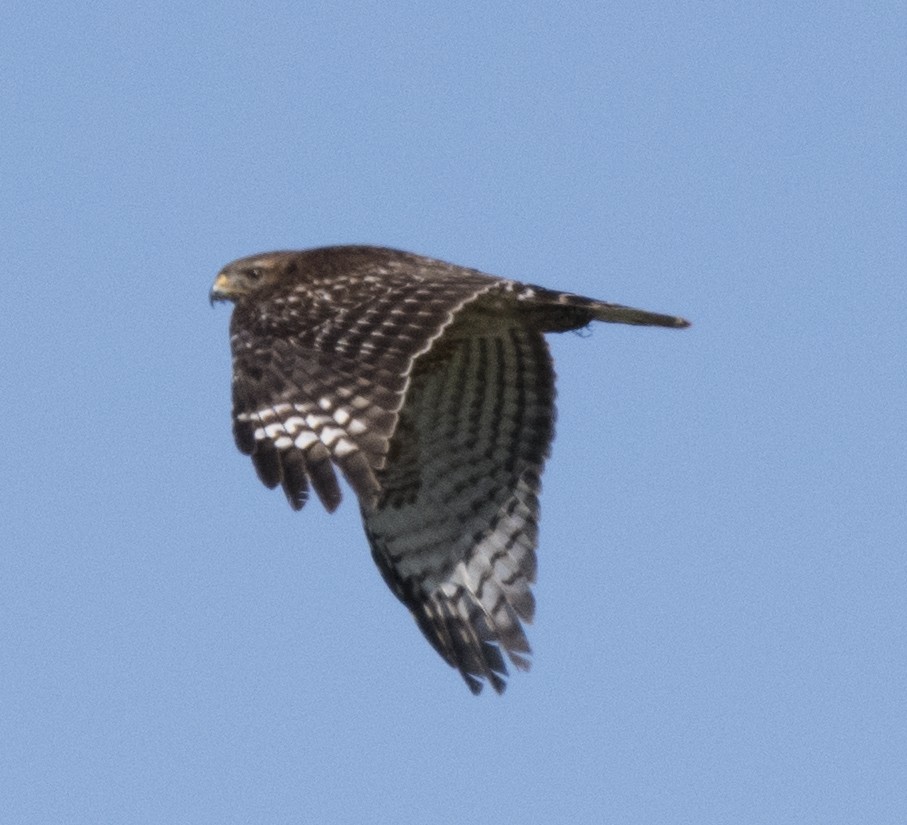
<box><xmin>264</xmin><ymin>422</ymin><xmax>286</xmax><ymax>439</ymax></box>
<box><xmin>334</xmin><ymin>438</ymin><xmax>358</xmax><ymax>458</ymax></box>
<box><xmin>347</xmin><ymin>418</ymin><xmax>368</xmax><ymax>436</ymax></box>
<box><xmin>294</xmin><ymin>431</ymin><xmax>319</xmax><ymax>450</ymax></box>
<box><xmin>305</xmin><ymin>413</ymin><xmax>333</xmax><ymax>431</ymax></box>
<box><xmin>283</xmin><ymin>415</ymin><xmax>306</xmax><ymax>433</ymax></box>
<box><xmin>320</xmin><ymin>426</ymin><xmax>346</xmax><ymax>447</ymax></box>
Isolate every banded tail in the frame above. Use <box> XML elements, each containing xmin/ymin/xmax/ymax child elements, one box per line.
<box><xmin>590</xmin><ymin>301</ymin><xmax>690</xmax><ymax>328</ymax></box>
<box><xmin>507</xmin><ymin>281</ymin><xmax>691</xmax><ymax>332</ymax></box>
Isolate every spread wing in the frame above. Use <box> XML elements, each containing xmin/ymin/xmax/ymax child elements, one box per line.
<box><xmin>228</xmin><ymin>265</ymin><xmax>496</xmax><ymax>512</ymax></box>
<box><xmin>362</xmin><ymin>310</ymin><xmax>556</xmax><ymax>694</ymax></box>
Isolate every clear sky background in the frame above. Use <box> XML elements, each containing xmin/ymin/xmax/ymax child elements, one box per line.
<box><xmin>2</xmin><ymin>2</ymin><xmax>904</xmax><ymax>823</ymax></box>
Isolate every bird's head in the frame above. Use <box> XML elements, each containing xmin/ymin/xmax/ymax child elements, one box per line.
<box><xmin>210</xmin><ymin>252</ymin><xmax>299</xmax><ymax>305</ymax></box>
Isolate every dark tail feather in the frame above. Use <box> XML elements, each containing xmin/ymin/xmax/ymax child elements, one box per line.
<box><xmin>590</xmin><ymin>302</ymin><xmax>691</xmax><ymax>328</ymax></box>
<box><xmin>521</xmin><ymin>283</ymin><xmax>690</xmax><ymax>330</ymax></box>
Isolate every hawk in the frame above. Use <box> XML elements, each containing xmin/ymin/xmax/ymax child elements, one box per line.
<box><xmin>211</xmin><ymin>246</ymin><xmax>689</xmax><ymax>694</ymax></box>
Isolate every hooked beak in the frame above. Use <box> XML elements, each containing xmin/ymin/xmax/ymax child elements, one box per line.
<box><xmin>209</xmin><ymin>272</ymin><xmax>231</xmax><ymax>307</ymax></box>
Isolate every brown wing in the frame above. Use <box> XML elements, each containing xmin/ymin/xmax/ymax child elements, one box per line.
<box><xmin>228</xmin><ymin>252</ymin><xmax>498</xmax><ymax>512</ymax></box>
<box><xmin>362</xmin><ymin>308</ymin><xmax>556</xmax><ymax>694</ymax></box>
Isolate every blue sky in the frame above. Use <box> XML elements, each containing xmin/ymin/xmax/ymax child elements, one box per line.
<box><xmin>2</xmin><ymin>2</ymin><xmax>904</xmax><ymax>823</ymax></box>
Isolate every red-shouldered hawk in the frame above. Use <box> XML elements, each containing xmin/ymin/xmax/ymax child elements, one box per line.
<box><xmin>211</xmin><ymin>246</ymin><xmax>689</xmax><ymax>694</ymax></box>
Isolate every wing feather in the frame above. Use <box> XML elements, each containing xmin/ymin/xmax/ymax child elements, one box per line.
<box><xmin>363</xmin><ymin>317</ymin><xmax>555</xmax><ymax>693</ymax></box>
<box><xmin>229</xmin><ymin>260</ymin><xmax>497</xmax><ymax>511</ymax></box>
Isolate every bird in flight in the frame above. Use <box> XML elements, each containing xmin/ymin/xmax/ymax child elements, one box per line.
<box><xmin>211</xmin><ymin>245</ymin><xmax>689</xmax><ymax>693</ymax></box>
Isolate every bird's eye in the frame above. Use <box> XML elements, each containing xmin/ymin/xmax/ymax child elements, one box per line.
<box><xmin>247</xmin><ymin>267</ymin><xmax>263</xmax><ymax>282</ymax></box>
